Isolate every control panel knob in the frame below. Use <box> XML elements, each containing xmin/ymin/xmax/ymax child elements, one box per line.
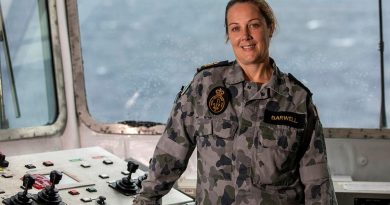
<box><xmin>97</xmin><ymin>196</ymin><xmax>106</xmax><ymax>205</ymax></box>
<box><xmin>0</xmin><ymin>152</ymin><xmax>9</xmax><ymax>168</ymax></box>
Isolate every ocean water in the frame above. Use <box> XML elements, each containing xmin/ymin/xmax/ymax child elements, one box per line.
<box><xmin>78</xmin><ymin>0</ymin><xmax>390</xmax><ymax>128</ymax></box>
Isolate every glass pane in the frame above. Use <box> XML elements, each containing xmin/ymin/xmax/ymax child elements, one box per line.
<box><xmin>0</xmin><ymin>0</ymin><xmax>57</xmax><ymax>129</ymax></box>
<box><xmin>78</xmin><ymin>0</ymin><xmax>231</xmax><ymax>123</ymax></box>
<box><xmin>78</xmin><ymin>0</ymin><xmax>389</xmax><ymax>128</ymax></box>
<box><xmin>269</xmin><ymin>0</ymin><xmax>389</xmax><ymax>128</ymax></box>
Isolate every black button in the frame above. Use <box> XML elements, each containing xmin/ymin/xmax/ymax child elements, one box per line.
<box><xmin>81</xmin><ymin>197</ymin><xmax>92</xmax><ymax>202</ymax></box>
<box><xmin>25</xmin><ymin>164</ymin><xmax>36</xmax><ymax>169</ymax></box>
<box><xmin>80</xmin><ymin>163</ymin><xmax>91</xmax><ymax>168</ymax></box>
<box><xmin>103</xmin><ymin>159</ymin><xmax>113</xmax><ymax>165</ymax></box>
<box><xmin>99</xmin><ymin>174</ymin><xmax>109</xmax><ymax>179</ymax></box>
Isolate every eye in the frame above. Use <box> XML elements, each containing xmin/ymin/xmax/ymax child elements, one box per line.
<box><xmin>248</xmin><ymin>22</ymin><xmax>261</xmax><ymax>29</ymax></box>
<box><xmin>230</xmin><ymin>26</ymin><xmax>240</xmax><ymax>32</ymax></box>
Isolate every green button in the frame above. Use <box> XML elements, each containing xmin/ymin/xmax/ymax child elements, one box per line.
<box><xmin>69</xmin><ymin>158</ymin><xmax>82</xmax><ymax>162</ymax></box>
<box><xmin>86</xmin><ymin>187</ymin><xmax>97</xmax><ymax>192</ymax></box>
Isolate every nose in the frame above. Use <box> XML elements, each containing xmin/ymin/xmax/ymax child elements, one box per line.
<box><xmin>241</xmin><ymin>26</ymin><xmax>253</xmax><ymax>41</ymax></box>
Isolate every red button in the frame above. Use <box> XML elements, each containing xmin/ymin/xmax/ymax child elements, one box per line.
<box><xmin>68</xmin><ymin>190</ymin><xmax>80</xmax><ymax>195</ymax></box>
<box><xmin>31</xmin><ymin>174</ymin><xmax>50</xmax><ymax>190</ymax></box>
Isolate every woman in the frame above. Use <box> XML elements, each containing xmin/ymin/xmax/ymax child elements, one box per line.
<box><xmin>134</xmin><ymin>0</ymin><xmax>338</xmax><ymax>204</ymax></box>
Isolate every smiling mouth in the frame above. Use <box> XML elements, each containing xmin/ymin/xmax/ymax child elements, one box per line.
<box><xmin>241</xmin><ymin>45</ymin><xmax>255</xmax><ymax>50</ymax></box>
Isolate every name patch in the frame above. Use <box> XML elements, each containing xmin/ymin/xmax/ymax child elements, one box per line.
<box><xmin>207</xmin><ymin>86</ymin><xmax>230</xmax><ymax>115</ymax></box>
<box><xmin>264</xmin><ymin>109</ymin><xmax>305</xmax><ymax>128</ymax></box>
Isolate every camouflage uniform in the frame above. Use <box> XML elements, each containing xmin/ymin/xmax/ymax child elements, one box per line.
<box><xmin>133</xmin><ymin>58</ymin><xmax>338</xmax><ymax>205</ymax></box>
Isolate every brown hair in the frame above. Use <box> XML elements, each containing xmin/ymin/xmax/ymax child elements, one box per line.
<box><xmin>225</xmin><ymin>0</ymin><xmax>277</xmax><ymax>40</ymax></box>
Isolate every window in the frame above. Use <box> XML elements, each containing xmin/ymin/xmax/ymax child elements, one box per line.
<box><xmin>270</xmin><ymin>0</ymin><xmax>389</xmax><ymax>128</ymax></box>
<box><xmin>0</xmin><ymin>0</ymin><xmax>57</xmax><ymax>129</ymax></box>
<box><xmin>77</xmin><ymin>0</ymin><xmax>389</xmax><ymax>128</ymax></box>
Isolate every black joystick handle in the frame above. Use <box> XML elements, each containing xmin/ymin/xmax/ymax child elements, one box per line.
<box><xmin>97</xmin><ymin>196</ymin><xmax>106</xmax><ymax>205</ymax></box>
<box><xmin>108</xmin><ymin>161</ymin><xmax>140</xmax><ymax>196</ymax></box>
<box><xmin>22</xmin><ymin>174</ymin><xmax>35</xmax><ymax>196</ymax></box>
<box><xmin>50</xmin><ymin>170</ymin><xmax>62</xmax><ymax>189</ymax></box>
<box><xmin>127</xmin><ymin>161</ymin><xmax>139</xmax><ymax>180</ymax></box>
<box><xmin>0</xmin><ymin>152</ymin><xmax>9</xmax><ymax>168</ymax></box>
<box><xmin>33</xmin><ymin>170</ymin><xmax>64</xmax><ymax>204</ymax></box>
<box><xmin>136</xmin><ymin>173</ymin><xmax>148</xmax><ymax>188</ymax></box>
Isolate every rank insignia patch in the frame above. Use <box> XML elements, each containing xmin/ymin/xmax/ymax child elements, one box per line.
<box><xmin>264</xmin><ymin>109</ymin><xmax>305</xmax><ymax>128</ymax></box>
<box><xmin>207</xmin><ymin>86</ymin><xmax>230</xmax><ymax>115</ymax></box>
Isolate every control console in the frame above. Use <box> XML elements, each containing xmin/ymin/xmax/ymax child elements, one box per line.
<box><xmin>0</xmin><ymin>147</ymin><xmax>193</xmax><ymax>205</ymax></box>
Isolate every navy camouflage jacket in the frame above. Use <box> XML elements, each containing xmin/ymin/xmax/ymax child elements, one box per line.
<box><xmin>133</xmin><ymin>58</ymin><xmax>338</xmax><ymax>205</ymax></box>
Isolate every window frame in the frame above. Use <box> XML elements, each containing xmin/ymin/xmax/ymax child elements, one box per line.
<box><xmin>67</xmin><ymin>0</ymin><xmax>161</xmax><ymax>135</ymax></box>
<box><xmin>0</xmin><ymin>0</ymin><xmax>67</xmax><ymax>141</ymax></box>
<box><xmin>66</xmin><ymin>0</ymin><xmax>390</xmax><ymax>139</ymax></box>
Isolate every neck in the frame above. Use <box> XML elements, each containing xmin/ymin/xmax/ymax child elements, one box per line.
<box><xmin>238</xmin><ymin>59</ymin><xmax>273</xmax><ymax>84</ymax></box>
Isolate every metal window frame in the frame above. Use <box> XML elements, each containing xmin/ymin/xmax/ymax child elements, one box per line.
<box><xmin>0</xmin><ymin>0</ymin><xmax>67</xmax><ymax>141</ymax></box>
<box><xmin>67</xmin><ymin>0</ymin><xmax>390</xmax><ymax>138</ymax></box>
<box><xmin>67</xmin><ymin>0</ymin><xmax>159</xmax><ymax>135</ymax></box>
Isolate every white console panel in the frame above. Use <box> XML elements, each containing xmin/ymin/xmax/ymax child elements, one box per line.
<box><xmin>0</xmin><ymin>147</ymin><xmax>194</xmax><ymax>205</ymax></box>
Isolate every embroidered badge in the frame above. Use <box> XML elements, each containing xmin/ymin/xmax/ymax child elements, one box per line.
<box><xmin>264</xmin><ymin>109</ymin><xmax>305</xmax><ymax>129</ymax></box>
<box><xmin>207</xmin><ymin>86</ymin><xmax>230</xmax><ymax>115</ymax></box>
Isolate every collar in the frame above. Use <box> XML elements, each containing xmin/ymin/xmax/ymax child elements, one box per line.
<box><xmin>224</xmin><ymin>61</ymin><xmax>246</xmax><ymax>85</ymax></box>
<box><xmin>225</xmin><ymin>58</ymin><xmax>289</xmax><ymax>98</ymax></box>
<box><xmin>262</xmin><ymin>58</ymin><xmax>289</xmax><ymax>98</ymax></box>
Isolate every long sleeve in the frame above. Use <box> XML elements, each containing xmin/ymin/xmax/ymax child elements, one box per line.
<box><xmin>133</xmin><ymin>87</ymin><xmax>196</xmax><ymax>205</ymax></box>
<box><xmin>299</xmin><ymin>101</ymin><xmax>338</xmax><ymax>205</ymax></box>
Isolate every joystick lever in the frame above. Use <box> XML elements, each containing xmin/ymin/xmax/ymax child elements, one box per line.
<box><xmin>109</xmin><ymin>161</ymin><xmax>140</xmax><ymax>196</ymax></box>
<box><xmin>2</xmin><ymin>174</ymin><xmax>35</xmax><ymax>205</ymax></box>
<box><xmin>49</xmin><ymin>170</ymin><xmax>62</xmax><ymax>190</ymax></box>
<box><xmin>126</xmin><ymin>161</ymin><xmax>138</xmax><ymax>182</ymax></box>
<box><xmin>136</xmin><ymin>173</ymin><xmax>148</xmax><ymax>188</ymax></box>
<box><xmin>22</xmin><ymin>174</ymin><xmax>35</xmax><ymax>196</ymax></box>
<box><xmin>0</xmin><ymin>152</ymin><xmax>9</xmax><ymax>168</ymax></box>
<box><xmin>33</xmin><ymin>170</ymin><xmax>66</xmax><ymax>205</ymax></box>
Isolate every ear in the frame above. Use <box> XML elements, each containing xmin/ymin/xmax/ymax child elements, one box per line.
<box><xmin>268</xmin><ymin>27</ymin><xmax>274</xmax><ymax>38</ymax></box>
<box><xmin>225</xmin><ymin>36</ymin><xmax>230</xmax><ymax>43</ymax></box>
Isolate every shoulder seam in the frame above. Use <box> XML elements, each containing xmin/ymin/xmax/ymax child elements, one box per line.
<box><xmin>287</xmin><ymin>73</ymin><xmax>312</xmax><ymax>97</ymax></box>
<box><xmin>196</xmin><ymin>60</ymin><xmax>232</xmax><ymax>73</ymax></box>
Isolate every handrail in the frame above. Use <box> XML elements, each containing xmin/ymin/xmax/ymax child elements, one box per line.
<box><xmin>0</xmin><ymin>2</ymin><xmax>21</xmax><ymax>124</ymax></box>
<box><xmin>378</xmin><ymin>0</ymin><xmax>386</xmax><ymax>129</ymax></box>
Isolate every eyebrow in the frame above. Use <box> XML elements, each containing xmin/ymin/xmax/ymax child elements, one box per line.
<box><xmin>227</xmin><ymin>18</ymin><xmax>262</xmax><ymax>27</ymax></box>
<box><xmin>227</xmin><ymin>22</ymin><xmax>239</xmax><ymax>27</ymax></box>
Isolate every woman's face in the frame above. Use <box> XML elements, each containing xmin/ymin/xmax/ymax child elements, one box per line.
<box><xmin>227</xmin><ymin>2</ymin><xmax>272</xmax><ymax>66</ymax></box>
